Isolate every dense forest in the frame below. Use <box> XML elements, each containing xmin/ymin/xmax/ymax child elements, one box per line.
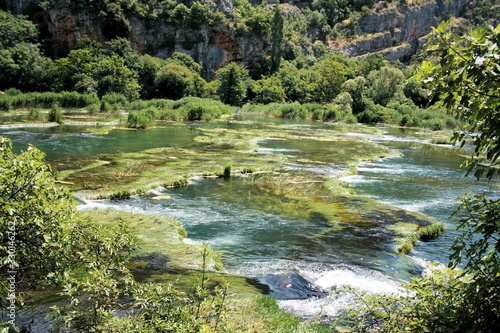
<box><xmin>2</xmin><ymin>0</ymin><xmax>498</xmax><ymax>129</ymax></box>
<box><xmin>1</xmin><ymin>1</ymin><xmax>500</xmax><ymax>332</ymax></box>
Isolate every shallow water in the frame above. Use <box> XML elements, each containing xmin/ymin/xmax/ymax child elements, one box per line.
<box><xmin>2</xmin><ymin>119</ymin><xmax>496</xmax><ymax>319</ymax></box>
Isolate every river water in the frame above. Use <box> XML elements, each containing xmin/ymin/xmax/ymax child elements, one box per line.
<box><xmin>1</xmin><ymin>119</ymin><xmax>495</xmax><ymax>319</ymax></box>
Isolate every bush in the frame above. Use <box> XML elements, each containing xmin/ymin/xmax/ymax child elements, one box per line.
<box><xmin>102</xmin><ymin>93</ymin><xmax>128</xmax><ymax>110</ymax></box>
<box><xmin>173</xmin><ymin>97</ymin><xmax>232</xmax><ymax>121</ymax></box>
<box><xmin>322</xmin><ymin>106</ymin><xmax>340</xmax><ymax>122</ymax></box>
<box><xmin>280</xmin><ymin>103</ymin><xmax>308</xmax><ymax>119</ymax></box>
<box><xmin>0</xmin><ymin>92</ymin><xmax>99</xmax><ymax>110</ymax></box>
<box><xmin>26</xmin><ymin>108</ymin><xmax>46</xmax><ymax>122</ymax></box>
<box><xmin>48</xmin><ymin>105</ymin><xmax>63</xmax><ymax>124</ymax></box>
<box><xmin>0</xmin><ymin>95</ymin><xmax>12</xmax><ymax>111</ymax></box>
<box><xmin>127</xmin><ymin>108</ymin><xmax>156</xmax><ymax>129</ymax></box>
<box><xmin>4</xmin><ymin>88</ymin><xmax>22</xmax><ymax>96</ymax></box>
<box><xmin>222</xmin><ymin>162</ymin><xmax>232</xmax><ymax>178</ymax></box>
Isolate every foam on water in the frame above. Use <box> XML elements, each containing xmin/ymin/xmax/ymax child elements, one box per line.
<box><xmin>278</xmin><ymin>266</ymin><xmax>403</xmax><ymax>318</ymax></box>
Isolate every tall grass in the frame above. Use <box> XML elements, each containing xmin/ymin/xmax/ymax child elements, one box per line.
<box><xmin>0</xmin><ymin>91</ymin><xmax>99</xmax><ymax>110</ymax></box>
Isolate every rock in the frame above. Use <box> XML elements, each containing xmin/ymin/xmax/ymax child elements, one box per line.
<box><xmin>4</xmin><ymin>0</ymin><xmax>469</xmax><ymax>71</ymax></box>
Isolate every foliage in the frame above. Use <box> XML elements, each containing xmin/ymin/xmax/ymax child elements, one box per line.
<box><xmin>48</xmin><ymin>104</ymin><xmax>63</xmax><ymax>123</ymax></box>
<box><xmin>154</xmin><ymin>60</ymin><xmax>207</xmax><ymax>100</ymax></box>
<box><xmin>340</xmin><ymin>22</ymin><xmax>500</xmax><ymax>333</ymax></box>
<box><xmin>216</xmin><ymin>62</ymin><xmax>248</xmax><ymax>106</ymax></box>
<box><xmin>0</xmin><ymin>137</ymin><xmax>233</xmax><ymax>332</ymax></box>
<box><xmin>26</xmin><ymin>108</ymin><xmax>46</xmax><ymax>122</ymax></box>
<box><xmin>94</xmin><ymin>55</ymin><xmax>140</xmax><ymax>99</ymax></box>
<box><xmin>127</xmin><ymin>108</ymin><xmax>155</xmax><ymax>129</ymax></box>
<box><xmin>334</xmin><ymin>267</ymin><xmax>474</xmax><ymax>333</ymax></box>
<box><xmin>0</xmin><ymin>138</ymin><xmax>78</xmax><ymax>291</ymax></box>
<box><xmin>366</xmin><ymin>66</ymin><xmax>406</xmax><ymax>106</ymax></box>
<box><xmin>270</xmin><ymin>6</ymin><xmax>284</xmax><ymax>74</ymax></box>
<box><xmin>174</xmin><ymin>97</ymin><xmax>232</xmax><ymax>121</ymax></box>
<box><xmin>222</xmin><ymin>162</ymin><xmax>232</xmax><ymax>178</ymax></box>
<box><xmin>252</xmin><ymin>75</ymin><xmax>286</xmax><ymax>104</ymax></box>
<box><xmin>0</xmin><ymin>91</ymin><xmax>99</xmax><ymax>110</ymax></box>
<box><xmin>420</xmin><ymin>22</ymin><xmax>500</xmax><ymax>180</ymax></box>
<box><xmin>0</xmin><ymin>10</ymin><xmax>38</xmax><ymax>47</ymax></box>
<box><xmin>397</xmin><ymin>222</ymin><xmax>445</xmax><ymax>254</ymax></box>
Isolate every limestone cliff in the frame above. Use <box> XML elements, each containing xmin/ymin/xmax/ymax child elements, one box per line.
<box><xmin>3</xmin><ymin>0</ymin><xmax>469</xmax><ymax>75</ymax></box>
<box><xmin>339</xmin><ymin>0</ymin><xmax>468</xmax><ymax>60</ymax></box>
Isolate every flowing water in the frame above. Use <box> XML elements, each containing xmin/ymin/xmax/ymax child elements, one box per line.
<box><xmin>2</xmin><ymin>119</ymin><xmax>496</xmax><ymax>319</ymax></box>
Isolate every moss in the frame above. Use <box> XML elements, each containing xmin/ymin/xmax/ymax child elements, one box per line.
<box><xmin>81</xmin><ymin>208</ymin><xmax>222</xmax><ymax>271</ymax></box>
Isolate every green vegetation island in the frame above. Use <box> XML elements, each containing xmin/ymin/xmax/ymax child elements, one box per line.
<box><xmin>1</xmin><ymin>0</ymin><xmax>500</xmax><ymax>332</ymax></box>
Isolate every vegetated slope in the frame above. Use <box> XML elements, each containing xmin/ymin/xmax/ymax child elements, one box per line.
<box><xmin>2</xmin><ymin>0</ymin><xmax>472</xmax><ymax>78</ymax></box>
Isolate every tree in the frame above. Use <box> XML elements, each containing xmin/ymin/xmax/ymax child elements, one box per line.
<box><xmin>154</xmin><ymin>60</ymin><xmax>207</xmax><ymax>100</ymax></box>
<box><xmin>270</xmin><ymin>6</ymin><xmax>284</xmax><ymax>74</ymax></box>
<box><xmin>252</xmin><ymin>75</ymin><xmax>286</xmax><ymax>104</ymax></box>
<box><xmin>52</xmin><ymin>48</ymin><xmax>97</xmax><ymax>92</ymax></box>
<box><xmin>342</xmin><ymin>76</ymin><xmax>367</xmax><ymax>113</ymax></box>
<box><xmin>310</xmin><ymin>57</ymin><xmax>349</xmax><ymax>103</ymax></box>
<box><xmin>421</xmin><ymin>22</ymin><xmax>500</xmax><ymax>330</ymax></box>
<box><xmin>0</xmin><ymin>10</ymin><xmax>39</xmax><ymax>47</ymax></box>
<box><xmin>94</xmin><ymin>55</ymin><xmax>140</xmax><ymax>99</ymax></box>
<box><xmin>366</xmin><ymin>66</ymin><xmax>405</xmax><ymax>106</ymax></box>
<box><xmin>338</xmin><ymin>22</ymin><xmax>500</xmax><ymax>333</ymax></box>
<box><xmin>216</xmin><ymin>62</ymin><xmax>247</xmax><ymax>106</ymax></box>
<box><xmin>0</xmin><ymin>138</ymin><xmax>78</xmax><ymax>292</ymax></box>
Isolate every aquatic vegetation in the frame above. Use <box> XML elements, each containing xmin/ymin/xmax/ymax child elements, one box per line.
<box><xmin>396</xmin><ymin>222</ymin><xmax>446</xmax><ymax>254</ymax></box>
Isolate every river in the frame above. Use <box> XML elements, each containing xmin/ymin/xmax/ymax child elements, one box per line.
<box><xmin>1</xmin><ymin>118</ymin><xmax>495</xmax><ymax>319</ymax></box>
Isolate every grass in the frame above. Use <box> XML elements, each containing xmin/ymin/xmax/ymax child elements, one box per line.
<box><xmin>395</xmin><ymin>222</ymin><xmax>446</xmax><ymax>254</ymax></box>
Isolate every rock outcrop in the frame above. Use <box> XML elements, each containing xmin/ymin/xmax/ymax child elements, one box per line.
<box><xmin>4</xmin><ymin>0</ymin><xmax>469</xmax><ymax>74</ymax></box>
<box><xmin>340</xmin><ymin>0</ymin><xmax>468</xmax><ymax>60</ymax></box>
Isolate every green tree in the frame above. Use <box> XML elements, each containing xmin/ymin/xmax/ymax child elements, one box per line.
<box><xmin>310</xmin><ymin>57</ymin><xmax>349</xmax><ymax>103</ymax></box>
<box><xmin>137</xmin><ymin>54</ymin><xmax>164</xmax><ymax>99</ymax></box>
<box><xmin>0</xmin><ymin>10</ymin><xmax>39</xmax><ymax>47</ymax></box>
<box><xmin>366</xmin><ymin>66</ymin><xmax>405</xmax><ymax>106</ymax></box>
<box><xmin>154</xmin><ymin>60</ymin><xmax>207</xmax><ymax>100</ymax></box>
<box><xmin>270</xmin><ymin>6</ymin><xmax>284</xmax><ymax>74</ymax></box>
<box><xmin>421</xmin><ymin>24</ymin><xmax>500</xmax><ymax>331</ymax></box>
<box><xmin>2</xmin><ymin>43</ymin><xmax>53</xmax><ymax>92</ymax></box>
<box><xmin>0</xmin><ymin>138</ymin><xmax>77</xmax><ymax>291</ymax></box>
<box><xmin>338</xmin><ymin>22</ymin><xmax>500</xmax><ymax>333</ymax></box>
<box><xmin>94</xmin><ymin>55</ymin><xmax>140</xmax><ymax>99</ymax></box>
<box><xmin>342</xmin><ymin>76</ymin><xmax>367</xmax><ymax>113</ymax></box>
<box><xmin>0</xmin><ymin>137</ymin><xmax>229</xmax><ymax>332</ymax></box>
<box><xmin>52</xmin><ymin>48</ymin><xmax>97</xmax><ymax>92</ymax></box>
<box><xmin>216</xmin><ymin>62</ymin><xmax>247</xmax><ymax>106</ymax></box>
<box><xmin>252</xmin><ymin>75</ymin><xmax>286</xmax><ymax>104</ymax></box>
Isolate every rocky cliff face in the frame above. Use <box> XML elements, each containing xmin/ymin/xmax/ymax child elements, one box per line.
<box><xmin>5</xmin><ymin>0</ymin><xmax>469</xmax><ymax>75</ymax></box>
<box><xmin>340</xmin><ymin>0</ymin><xmax>468</xmax><ymax>60</ymax></box>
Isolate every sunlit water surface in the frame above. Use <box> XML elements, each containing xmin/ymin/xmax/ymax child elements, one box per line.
<box><xmin>2</xmin><ymin>120</ymin><xmax>496</xmax><ymax>319</ymax></box>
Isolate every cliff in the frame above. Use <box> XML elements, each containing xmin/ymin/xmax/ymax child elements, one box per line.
<box><xmin>3</xmin><ymin>0</ymin><xmax>469</xmax><ymax>76</ymax></box>
<box><xmin>339</xmin><ymin>0</ymin><xmax>468</xmax><ymax>60</ymax></box>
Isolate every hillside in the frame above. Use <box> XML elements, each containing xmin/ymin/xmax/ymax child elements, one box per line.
<box><xmin>1</xmin><ymin>0</ymin><xmax>473</xmax><ymax>78</ymax></box>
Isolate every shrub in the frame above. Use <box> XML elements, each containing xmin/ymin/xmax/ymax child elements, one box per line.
<box><xmin>222</xmin><ymin>162</ymin><xmax>232</xmax><ymax>178</ymax></box>
<box><xmin>48</xmin><ymin>105</ymin><xmax>63</xmax><ymax>124</ymax></box>
<box><xmin>0</xmin><ymin>95</ymin><xmax>12</xmax><ymax>111</ymax></box>
<box><xmin>102</xmin><ymin>93</ymin><xmax>128</xmax><ymax>109</ymax></box>
<box><xmin>26</xmin><ymin>108</ymin><xmax>46</xmax><ymax>122</ymax></box>
<box><xmin>280</xmin><ymin>103</ymin><xmax>308</xmax><ymax>119</ymax></box>
<box><xmin>4</xmin><ymin>88</ymin><xmax>22</xmax><ymax>96</ymax></box>
<box><xmin>127</xmin><ymin>108</ymin><xmax>156</xmax><ymax>129</ymax></box>
<box><xmin>322</xmin><ymin>106</ymin><xmax>340</xmax><ymax>122</ymax></box>
<box><xmin>342</xmin><ymin>113</ymin><xmax>358</xmax><ymax>124</ymax></box>
<box><xmin>173</xmin><ymin>97</ymin><xmax>232</xmax><ymax>121</ymax></box>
